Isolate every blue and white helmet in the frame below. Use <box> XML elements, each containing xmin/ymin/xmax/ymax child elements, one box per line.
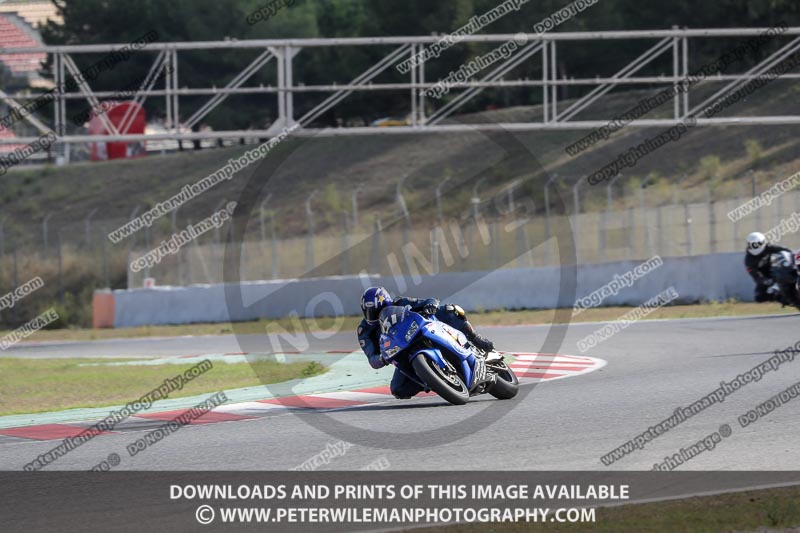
<box><xmin>361</xmin><ymin>286</ymin><xmax>393</xmax><ymax>323</ymax></box>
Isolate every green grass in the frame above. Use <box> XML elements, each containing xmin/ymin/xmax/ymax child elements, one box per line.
<box><xmin>413</xmin><ymin>485</ymin><xmax>800</xmax><ymax>533</ymax></box>
<box><xmin>3</xmin><ymin>300</ymin><xmax>792</xmax><ymax>343</ymax></box>
<box><xmin>0</xmin><ymin>358</ymin><xmax>324</xmax><ymax>416</ymax></box>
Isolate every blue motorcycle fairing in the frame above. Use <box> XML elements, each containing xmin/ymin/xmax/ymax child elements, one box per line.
<box><xmin>418</xmin><ymin>319</ymin><xmax>477</xmax><ymax>388</ymax></box>
<box><xmin>378</xmin><ymin>306</ymin><xmax>480</xmax><ymax>391</ymax></box>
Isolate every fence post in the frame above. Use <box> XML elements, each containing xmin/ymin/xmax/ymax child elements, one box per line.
<box><xmin>57</xmin><ymin>231</ymin><xmax>64</xmax><ymax>305</ymax></box>
<box><xmin>305</xmin><ymin>191</ymin><xmax>317</xmax><ymax>273</ymax></box>
<box><xmin>259</xmin><ymin>194</ymin><xmax>272</xmax><ymax>244</ymax></box>
<box><xmin>516</xmin><ymin>217</ymin><xmax>530</xmax><ymax>267</ymax></box>
<box><xmin>351</xmin><ymin>185</ymin><xmax>362</xmax><ymax>228</ymax></box>
<box><xmin>11</xmin><ymin>244</ymin><xmax>19</xmax><ymax>320</ymax></box>
<box><xmin>269</xmin><ymin>211</ymin><xmax>278</xmax><ymax>279</ymax></box>
<box><xmin>43</xmin><ymin>213</ymin><xmax>53</xmax><ymax>256</ymax></box>
<box><xmin>186</xmin><ymin>232</ymin><xmax>195</xmax><ymax>285</ymax></box>
<box><xmin>657</xmin><ymin>205</ymin><xmax>664</xmax><ymax>257</ymax></box>
<box><xmin>431</xmin><ymin>228</ymin><xmax>439</xmax><ymax>274</ymax></box>
<box><xmin>177</xmin><ymin>228</ymin><xmax>185</xmax><ymax>285</ymax></box>
<box><xmin>342</xmin><ymin>212</ymin><xmax>351</xmax><ymax>275</ymax></box>
<box><xmin>606</xmin><ymin>174</ymin><xmax>623</xmax><ymax>262</ymax></box>
<box><xmin>684</xmin><ymin>201</ymin><xmax>692</xmax><ymax>256</ymax></box>
<box><xmin>13</xmin><ymin>243</ymin><xmax>18</xmax><ymax>289</ymax></box>
<box><xmin>85</xmin><ymin>208</ymin><xmax>98</xmax><ymax>248</ymax></box>
<box><xmin>489</xmin><ymin>221</ymin><xmax>497</xmax><ymax>269</ymax></box>
<box><xmin>639</xmin><ymin>187</ymin><xmax>655</xmax><ymax>256</ymax></box>
<box><xmin>752</xmin><ymin>171</ymin><xmax>763</xmax><ymax>230</ymax></box>
<box><xmin>397</xmin><ymin>176</ymin><xmax>412</xmax><ymax>249</ymax></box>
<box><xmin>627</xmin><ymin>204</ymin><xmax>635</xmax><ymax>260</ymax></box>
<box><xmin>102</xmin><ymin>226</ymin><xmax>110</xmax><ymax>288</ymax></box>
<box><xmin>128</xmin><ymin>205</ymin><xmax>141</xmax><ymax>249</ymax></box>
<box><xmin>127</xmin><ymin>251</ymin><xmax>133</xmax><ymax>289</ymax></box>
<box><xmin>214</xmin><ymin>199</ymin><xmax>227</xmax><ymax>245</ymax></box>
<box><xmin>707</xmin><ymin>183</ymin><xmax>716</xmax><ymax>254</ymax></box>
<box><xmin>572</xmin><ymin>179</ymin><xmax>584</xmax><ymax>263</ymax></box>
<box><xmin>371</xmin><ymin>214</ymin><xmax>382</xmax><ymax>274</ymax></box>
<box><xmin>544</xmin><ymin>174</ymin><xmax>558</xmax><ymax>266</ymax></box>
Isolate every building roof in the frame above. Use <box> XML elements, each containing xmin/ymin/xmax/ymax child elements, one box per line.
<box><xmin>0</xmin><ymin>125</ymin><xmax>28</xmax><ymax>154</ymax></box>
<box><xmin>0</xmin><ymin>0</ymin><xmax>61</xmax><ymax>28</ymax></box>
<box><xmin>0</xmin><ymin>14</ymin><xmax>47</xmax><ymax>77</ymax></box>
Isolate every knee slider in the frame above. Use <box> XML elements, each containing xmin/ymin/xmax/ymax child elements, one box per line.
<box><xmin>445</xmin><ymin>303</ymin><xmax>466</xmax><ymax>320</ymax></box>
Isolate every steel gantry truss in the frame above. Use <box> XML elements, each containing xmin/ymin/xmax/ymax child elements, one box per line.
<box><xmin>1</xmin><ymin>27</ymin><xmax>800</xmax><ymax>147</ymax></box>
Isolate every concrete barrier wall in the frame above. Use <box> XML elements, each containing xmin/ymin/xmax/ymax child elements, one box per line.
<box><xmin>108</xmin><ymin>252</ymin><xmax>752</xmax><ymax>328</ymax></box>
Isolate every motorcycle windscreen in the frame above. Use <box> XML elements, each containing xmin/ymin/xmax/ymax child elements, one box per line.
<box><xmin>378</xmin><ymin>305</ymin><xmax>422</xmax><ymax>358</ymax></box>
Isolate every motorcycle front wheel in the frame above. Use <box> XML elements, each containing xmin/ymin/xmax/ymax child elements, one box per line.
<box><xmin>412</xmin><ymin>355</ymin><xmax>470</xmax><ymax>405</ymax></box>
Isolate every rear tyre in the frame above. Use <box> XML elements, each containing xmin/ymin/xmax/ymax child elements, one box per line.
<box><xmin>488</xmin><ymin>363</ymin><xmax>519</xmax><ymax>400</ymax></box>
<box><xmin>412</xmin><ymin>355</ymin><xmax>470</xmax><ymax>406</ymax></box>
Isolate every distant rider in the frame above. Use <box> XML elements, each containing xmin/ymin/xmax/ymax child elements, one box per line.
<box><xmin>744</xmin><ymin>231</ymin><xmax>795</xmax><ymax>305</ymax></box>
<box><xmin>357</xmin><ymin>286</ymin><xmax>495</xmax><ymax>399</ymax></box>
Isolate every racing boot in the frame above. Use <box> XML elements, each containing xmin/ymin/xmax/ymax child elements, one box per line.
<box><xmin>460</xmin><ymin>319</ymin><xmax>494</xmax><ymax>352</ymax></box>
<box><xmin>469</xmin><ymin>332</ymin><xmax>495</xmax><ymax>353</ymax></box>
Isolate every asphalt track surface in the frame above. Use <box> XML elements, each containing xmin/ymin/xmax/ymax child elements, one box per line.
<box><xmin>2</xmin><ymin>313</ymin><xmax>800</xmax><ymax>471</ymax></box>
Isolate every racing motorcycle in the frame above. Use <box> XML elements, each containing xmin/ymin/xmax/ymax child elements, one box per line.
<box><xmin>377</xmin><ymin>305</ymin><xmax>519</xmax><ymax>406</ymax></box>
<box><xmin>766</xmin><ymin>250</ymin><xmax>800</xmax><ymax>309</ymax></box>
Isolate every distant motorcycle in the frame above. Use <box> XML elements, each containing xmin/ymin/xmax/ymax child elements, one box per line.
<box><xmin>378</xmin><ymin>305</ymin><xmax>519</xmax><ymax>406</ymax></box>
<box><xmin>767</xmin><ymin>250</ymin><xmax>800</xmax><ymax>309</ymax></box>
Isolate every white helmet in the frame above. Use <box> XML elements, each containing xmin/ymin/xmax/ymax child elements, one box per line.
<box><xmin>746</xmin><ymin>232</ymin><xmax>767</xmax><ymax>255</ymax></box>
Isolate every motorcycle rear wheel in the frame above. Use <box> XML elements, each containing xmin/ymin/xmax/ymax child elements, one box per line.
<box><xmin>412</xmin><ymin>355</ymin><xmax>470</xmax><ymax>405</ymax></box>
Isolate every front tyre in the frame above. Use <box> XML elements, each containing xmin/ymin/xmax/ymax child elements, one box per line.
<box><xmin>412</xmin><ymin>355</ymin><xmax>470</xmax><ymax>406</ymax></box>
<box><xmin>488</xmin><ymin>362</ymin><xmax>519</xmax><ymax>400</ymax></box>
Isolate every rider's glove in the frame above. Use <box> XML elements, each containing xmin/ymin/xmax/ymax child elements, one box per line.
<box><xmin>421</xmin><ymin>298</ymin><xmax>439</xmax><ymax>316</ymax></box>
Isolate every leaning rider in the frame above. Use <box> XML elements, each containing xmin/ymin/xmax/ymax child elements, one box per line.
<box><xmin>357</xmin><ymin>286</ymin><xmax>495</xmax><ymax>399</ymax></box>
<box><xmin>744</xmin><ymin>231</ymin><xmax>795</xmax><ymax>305</ymax></box>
